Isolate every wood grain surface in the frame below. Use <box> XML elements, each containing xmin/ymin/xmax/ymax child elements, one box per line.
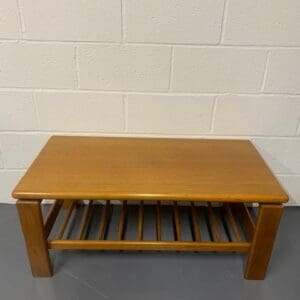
<box><xmin>12</xmin><ymin>136</ymin><xmax>288</xmax><ymax>203</ymax></box>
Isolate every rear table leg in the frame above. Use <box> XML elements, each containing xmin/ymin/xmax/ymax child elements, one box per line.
<box><xmin>16</xmin><ymin>200</ymin><xmax>53</xmax><ymax>277</ymax></box>
<box><xmin>245</xmin><ymin>204</ymin><xmax>283</xmax><ymax>280</ymax></box>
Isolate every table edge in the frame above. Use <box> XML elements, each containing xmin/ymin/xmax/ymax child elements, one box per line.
<box><xmin>12</xmin><ymin>190</ymin><xmax>289</xmax><ymax>203</ymax></box>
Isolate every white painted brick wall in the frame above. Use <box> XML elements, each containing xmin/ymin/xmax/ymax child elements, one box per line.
<box><xmin>213</xmin><ymin>96</ymin><xmax>300</xmax><ymax>136</ymax></box>
<box><xmin>124</xmin><ymin>0</ymin><xmax>224</xmax><ymax>44</ymax></box>
<box><xmin>253</xmin><ymin>139</ymin><xmax>300</xmax><ymax>174</ymax></box>
<box><xmin>35</xmin><ymin>92</ymin><xmax>124</xmax><ymax>132</ymax></box>
<box><xmin>0</xmin><ymin>0</ymin><xmax>299</xmax><ymax>204</ymax></box>
<box><xmin>0</xmin><ymin>0</ymin><xmax>21</xmax><ymax>38</ymax></box>
<box><xmin>0</xmin><ymin>92</ymin><xmax>38</xmax><ymax>130</ymax></box>
<box><xmin>0</xmin><ymin>171</ymin><xmax>25</xmax><ymax>203</ymax></box>
<box><xmin>277</xmin><ymin>176</ymin><xmax>300</xmax><ymax>205</ymax></box>
<box><xmin>172</xmin><ymin>47</ymin><xmax>267</xmax><ymax>92</ymax></box>
<box><xmin>223</xmin><ymin>0</ymin><xmax>300</xmax><ymax>46</ymax></box>
<box><xmin>0</xmin><ymin>43</ymin><xmax>76</xmax><ymax>88</ymax></box>
<box><xmin>0</xmin><ymin>150</ymin><xmax>4</xmax><ymax>168</ymax></box>
<box><xmin>78</xmin><ymin>45</ymin><xmax>171</xmax><ymax>91</ymax></box>
<box><xmin>127</xmin><ymin>95</ymin><xmax>215</xmax><ymax>134</ymax></box>
<box><xmin>264</xmin><ymin>50</ymin><xmax>300</xmax><ymax>94</ymax></box>
<box><xmin>0</xmin><ymin>134</ymin><xmax>50</xmax><ymax>168</ymax></box>
<box><xmin>20</xmin><ymin>0</ymin><xmax>122</xmax><ymax>42</ymax></box>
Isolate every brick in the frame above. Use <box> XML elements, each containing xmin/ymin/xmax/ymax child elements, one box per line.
<box><xmin>20</xmin><ymin>0</ymin><xmax>121</xmax><ymax>42</ymax></box>
<box><xmin>0</xmin><ymin>0</ymin><xmax>21</xmax><ymax>38</ymax></box>
<box><xmin>253</xmin><ymin>138</ymin><xmax>300</xmax><ymax>174</ymax></box>
<box><xmin>213</xmin><ymin>96</ymin><xmax>300</xmax><ymax>135</ymax></box>
<box><xmin>278</xmin><ymin>176</ymin><xmax>300</xmax><ymax>205</ymax></box>
<box><xmin>0</xmin><ymin>151</ymin><xmax>3</xmax><ymax>168</ymax></box>
<box><xmin>0</xmin><ymin>171</ymin><xmax>24</xmax><ymax>203</ymax></box>
<box><xmin>127</xmin><ymin>94</ymin><xmax>215</xmax><ymax>134</ymax></box>
<box><xmin>224</xmin><ymin>0</ymin><xmax>300</xmax><ymax>46</ymax></box>
<box><xmin>125</xmin><ymin>0</ymin><xmax>224</xmax><ymax>44</ymax></box>
<box><xmin>172</xmin><ymin>47</ymin><xmax>267</xmax><ymax>92</ymax></box>
<box><xmin>0</xmin><ymin>92</ymin><xmax>38</xmax><ymax>130</ymax></box>
<box><xmin>0</xmin><ymin>43</ymin><xmax>76</xmax><ymax>88</ymax></box>
<box><xmin>35</xmin><ymin>92</ymin><xmax>124</xmax><ymax>132</ymax></box>
<box><xmin>264</xmin><ymin>50</ymin><xmax>300</xmax><ymax>94</ymax></box>
<box><xmin>78</xmin><ymin>45</ymin><xmax>171</xmax><ymax>91</ymax></box>
<box><xmin>0</xmin><ymin>134</ymin><xmax>50</xmax><ymax>169</ymax></box>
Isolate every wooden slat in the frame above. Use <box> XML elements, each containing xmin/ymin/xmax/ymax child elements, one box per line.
<box><xmin>77</xmin><ymin>201</ymin><xmax>93</xmax><ymax>240</ymax></box>
<box><xmin>173</xmin><ymin>201</ymin><xmax>182</xmax><ymax>241</ymax></box>
<box><xmin>224</xmin><ymin>204</ymin><xmax>241</xmax><ymax>242</ymax></box>
<box><xmin>156</xmin><ymin>201</ymin><xmax>162</xmax><ymax>241</ymax></box>
<box><xmin>62</xmin><ymin>200</ymin><xmax>80</xmax><ymax>209</ymax></box>
<box><xmin>232</xmin><ymin>203</ymin><xmax>255</xmax><ymax>240</ymax></box>
<box><xmin>137</xmin><ymin>201</ymin><xmax>144</xmax><ymax>240</ymax></box>
<box><xmin>207</xmin><ymin>203</ymin><xmax>221</xmax><ymax>242</ymax></box>
<box><xmin>98</xmin><ymin>201</ymin><xmax>112</xmax><ymax>240</ymax></box>
<box><xmin>118</xmin><ymin>201</ymin><xmax>128</xmax><ymax>240</ymax></box>
<box><xmin>56</xmin><ymin>201</ymin><xmax>76</xmax><ymax>240</ymax></box>
<box><xmin>44</xmin><ymin>200</ymin><xmax>63</xmax><ymax>237</ymax></box>
<box><xmin>48</xmin><ymin>240</ymin><xmax>251</xmax><ymax>252</ymax></box>
<box><xmin>190</xmin><ymin>202</ymin><xmax>202</xmax><ymax>241</ymax></box>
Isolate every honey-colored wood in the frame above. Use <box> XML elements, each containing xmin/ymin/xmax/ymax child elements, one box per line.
<box><xmin>16</xmin><ymin>198</ymin><xmax>285</xmax><ymax>279</ymax></box>
<box><xmin>156</xmin><ymin>201</ymin><xmax>162</xmax><ymax>241</ymax></box>
<box><xmin>13</xmin><ymin>136</ymin><xmax>287</xmax><ymax>279</ymax></box>
<box><xmin>137</xmin><ymin>201</ymin><xmax>144</xmax><ymax>240</ymax></box>
<box><xmin>44</xmin><ymin>200</ymin><xmax>62</xmax><ymax>238</ymax></box>
<box><xmin>16</xmin><ymin>200</ymin><xmax>52</xmax><ymax>277</ymax></box>
<box><xmin>224</xmin><ymin>204</ymin><xmax>241</xmax><ymax>242</ymax></box>
<box><xmin>245</xmin><ymin>204</ymin><xmax>283</xmax><ymax>280</ymax></box>
<box><xmin>77</xmin><ymin>201</ymin><xmax>92</xmax><ymax>240</ymax></box>
<box><xmin>173</xmin><ymin>201</ymin><xmax>182</xmax><ymax>241</ymax></box>
<box><xmin>98</xmin><ymin>201</ymin><xmax>112</xmax><ymax>240</ymax></box>
<box><xmin>48</xmin><ymin>240</ymin><xmax>251</xmax><ymax>252</ymax></box>
<box><xmin>118</xmin><ymin>201</ymin><xmax>128</xmax><ymax>240</ymax></box>
<box><xmin>62</xmin><ymin>200</ymin><xmax>79</xmax><ymax>209</ymax></box>
<box><xmin>190</xmin><ymin>202</ymin><xmax>202</xmax><ymax>241</ymax></box>
<box><xmin>12</xmin><ymin>136</ymin><xmax>288</xmax><ymax>203</ymax></box>
<box><xmin>56</xmin><ymin>201</ymin><xmax>76</xmax><ymax>239</ymax></box>
<box><xmin>207</xmin><ymin>203</ymin><xmax>221</xmax><ymax>242</ymax></box>
<box><xmin>233</xmin><ymin>203</ymin><xmax>256</xmax><ymax>240</ymax></box>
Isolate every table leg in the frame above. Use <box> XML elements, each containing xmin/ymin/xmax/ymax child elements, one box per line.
<box><xmin>16</xmin><ymin>200</ymin><xmax>53</xmax><ymax>277</ymax></box>
<box><xmin>244</xmin><ymin>203</ymin><xmax>283</xmax><ymax>280</ymax></box>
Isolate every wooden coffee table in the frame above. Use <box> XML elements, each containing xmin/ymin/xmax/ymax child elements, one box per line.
<box><xmin>12</xmin><ymin>136</ymin><xmax>288</xmax><ymax>279</ymax></box>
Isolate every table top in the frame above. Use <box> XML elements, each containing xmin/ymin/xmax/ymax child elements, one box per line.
<box><xmin>12</xmin><ymin>136</ymin><xmax>288</xmax><ymax>203</ymax></box>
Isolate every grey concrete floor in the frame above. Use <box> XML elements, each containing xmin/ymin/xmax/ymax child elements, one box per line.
<box><xmin>0</xmin><ymin>204</ymin><xmax>299</xmax><ymax>300</ymax></box>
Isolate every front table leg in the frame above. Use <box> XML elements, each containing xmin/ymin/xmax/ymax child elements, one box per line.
<box><xmin>245</xmin><ymin>204</ymin><xmax>283</xmax><ymax>280</ymax></box>
<box><xmin>16</xmin><ymin>200</ymin><xmax>53</xmax><ymax>277</ymax></box>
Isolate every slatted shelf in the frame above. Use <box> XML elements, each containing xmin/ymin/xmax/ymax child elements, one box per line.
<box><xmin>42</xmin><ymin>200</ymin><xmax>256</xmax><ymax>252</ymax></box>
